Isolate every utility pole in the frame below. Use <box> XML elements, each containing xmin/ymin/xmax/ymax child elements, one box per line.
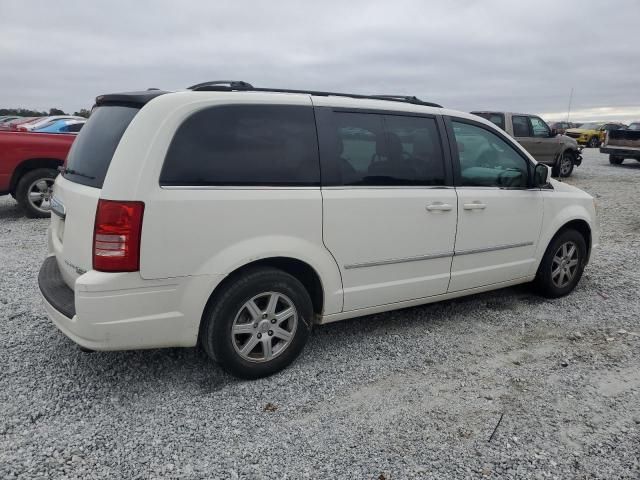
<box><xmin>567</xmin><ymin>87</ymin><xmax>574</xmax><ymax>123</ymax></box>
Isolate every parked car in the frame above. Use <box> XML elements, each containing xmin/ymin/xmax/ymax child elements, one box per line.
<box><xmin>0</xmin><ymin>131</ymin><xmax>76</xmax><ymax>217</ymax></box>
<box><xmin>39</xmin><ymin>82</ymin><xmax>598</xmax><ymax>379</ymax></box>
<box><xmin>600</xmin><ymin>123</ymin><xmax>640</xmax><ymax>165</ymax></box>
<box><xmin>34</xmin><ymin>119</ymin><xmax>85</xmax><ymax>134</ymax></box>
<box><xmin>547</xmin><ymin>121</ymin><xmax>578</xmax><ymax>135</ymax></box>
<box><xmin>0</xmin><ymin>115</ymin><xmax>22</xmax><ymax>124</ymax></box>
<box><xmin>471</xmin><ymin>111</ymin><xmax>582</xmax><ymax>177</ymax></box>
<box><xmin>0</xmin><ymin>116</ymin><xmax>42</xmax><ymax>131</ymax></box>
<box><xmin>565</xmin><ymin>122</ymin><xmax>628</xmax><ymax>148</ymax></box>
<box><xmin>17</xmin><ymin>115</ymin><xmax>84</xmax><ymax>132</ymax></box>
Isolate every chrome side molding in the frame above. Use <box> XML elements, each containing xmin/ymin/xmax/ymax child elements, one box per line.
<box><xmin>344</xmin><ymin>241</ymin><xmax>534</xmax><ymax>269</ymax></box>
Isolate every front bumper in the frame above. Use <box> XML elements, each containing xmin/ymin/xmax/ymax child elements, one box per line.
<box><xmin>38</xmin><ymin>255</ymin><xmax>224</xmax><ymax>350</ymax></box>
<box><xmin>575</xmin><ymin>147</ymin><xmax>583</xmax><ymax>165</ymax></box>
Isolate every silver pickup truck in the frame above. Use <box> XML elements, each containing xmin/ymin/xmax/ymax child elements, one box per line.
<box><xmin>471</xmin><ymin>111</ymin><xmax>583</xmax><ymax>177</ymax></box>
<box><xmin>600</xmin><ymin>122</ymin><xmax>640</xmax><ymax>165</ymax></box>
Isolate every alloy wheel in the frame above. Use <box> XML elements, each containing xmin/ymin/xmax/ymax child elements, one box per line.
<box><xmin>231</xmin><ymin>292</ymin><xmax>298</xmax><ymax>363</ymax></box>
<box><xmin>560</xmin><ymin>156</ymin><xmax>573</xmax><ymax>176</ymax></box>
<box><xmin>551</xmin><ymin>241</ymin><xmax>580</xmax><ymax>288</ymax></box>
<box><xmin>27</xmin><ymin>178</ymin><xmax>54</xmax><ymax>214</ymax></box>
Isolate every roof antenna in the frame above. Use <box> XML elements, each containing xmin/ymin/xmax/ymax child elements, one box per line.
<box><xmin>566</xmin><ymin>87</ymin><xmax>573</xmax><ymax>123</ymax></box>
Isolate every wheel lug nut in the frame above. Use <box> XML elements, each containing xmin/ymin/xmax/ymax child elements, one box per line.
<box><xmin>257</xmin><ymin>333</ymin><xmax>262</xmax><ymax>339</ymax></box>
<box><xmin>268</xmin><ymin>330</ymin><xmax>273</xmax><ymax>336</ymax></box>
<box><xmin>262</xmin><ymin>313</ymin><xmax>267</xmax><ymax>319</ymax></box>
<box><xmin>270</xmin><ymin>319</ymin><xmax>276</xmax><ymax>324</ymax></box>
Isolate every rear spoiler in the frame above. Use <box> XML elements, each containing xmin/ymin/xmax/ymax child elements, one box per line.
<box><xmin>94</xmin><ymin>89</ymin><xmax>169</xmax><ymax>108</ymax></box>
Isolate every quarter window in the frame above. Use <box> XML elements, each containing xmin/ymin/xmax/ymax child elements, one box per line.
<box><xmin>319</xmin><ymin>112</ymin><xmax>445</xmax><ymax>186</ymax></box>
<box><xmin>160</xmin><ymin>105</ymin><xmax>320</xmax><ymax>186</ymax></box>
<box><xmin>452</xmin><ymin>121</ymin><xmax>529</xmax><ymax>188</ymax></box>
<box><xmin>512</xmin><ymin>116</ymin><xmax>531</xmax><ymax>137</ymax></box>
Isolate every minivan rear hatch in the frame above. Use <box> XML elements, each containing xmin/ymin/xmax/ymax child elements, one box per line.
<box><xmin>50</xmin><ymin>90</ymin><xmax>166</xmax><ymax>289</ymax></box>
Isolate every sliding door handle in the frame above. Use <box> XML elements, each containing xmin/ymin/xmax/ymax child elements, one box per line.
<box><xmin>426</xmin><ymin>203</ymin><xmax>453</xmax><ymax>212</ymax></box>
<box><xmin>463</xmin><ymin>202</ymin><xmax>487</xmax><ymax>210</ymax></box>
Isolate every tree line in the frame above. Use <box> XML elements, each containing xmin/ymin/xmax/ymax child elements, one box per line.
<box><xmin>0</xmin><ymin>107</ymin><xmax>91</xmax><ymax>118</ymax></box>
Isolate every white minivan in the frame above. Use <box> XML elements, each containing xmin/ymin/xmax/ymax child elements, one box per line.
<box><xmin>39</xmin><ymin>81</ymin><xmax>598</xmax><ymax>378</ymax></box>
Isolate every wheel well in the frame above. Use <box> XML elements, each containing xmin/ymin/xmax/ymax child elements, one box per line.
<box><xmin>557</xmin><ymin>220</ymin><xmax>592</xmax><ymax>259</ymax></box>
<box><xmin>10</xmin><ymin>158</ymin><xmax>62</xmax><ymax>194</ymax></box>
<box><xmin>216</xmin><ymin>257</ymin><xmax>324</xmax><ymax>315</ymax></box>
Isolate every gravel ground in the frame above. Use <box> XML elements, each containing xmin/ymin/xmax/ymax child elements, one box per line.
<box><xmin>1</xmin><ymin>149</ymin><xmax>639</xmax><ymax>479</ymax></box>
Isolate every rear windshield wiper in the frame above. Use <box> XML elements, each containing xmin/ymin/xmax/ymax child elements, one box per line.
<box><xmin>58</xmin><ymin>166</ymin><xmax>96</xmax><ymax>180</ymax></box>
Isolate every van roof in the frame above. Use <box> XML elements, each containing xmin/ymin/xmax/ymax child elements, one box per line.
<box><xmin>95</xmin><ymin>81</ymin><xmax>443</xmax><ymax>109</ymax></box>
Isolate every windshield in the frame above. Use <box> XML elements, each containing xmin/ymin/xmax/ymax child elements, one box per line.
<box><xmin>628</xmin><ymin>123</ymin><xmax>640</xmax><ymax>131</ymax></box>
<box><xmin>63</xmin><ymin>106</ymin><xmax>138</xmax><ymax>188</ymax></box>
<box><xmin>578</xmin><ymin>122</ymin><xmax>603</xmax><ymax>130</ymax></box>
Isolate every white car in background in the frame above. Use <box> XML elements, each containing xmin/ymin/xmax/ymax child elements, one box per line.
<box><xmin>39</xmin><ymin>82</ymin><xmax>598</xmax><ymax>379</ymax></box>
<box><xmin>19</xmin><ymin>115</ymin><xmax>84</xmax><ymax>131</ymax></box>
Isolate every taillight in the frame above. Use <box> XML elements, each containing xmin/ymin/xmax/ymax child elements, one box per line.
<box><xmin>93</xmin><ymin>200</ymin><xmax>144</xmax><ymax>272</ymax></box>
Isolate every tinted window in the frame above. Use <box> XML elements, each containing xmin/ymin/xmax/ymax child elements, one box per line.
<box><xmin>530</xmin><ymin>116</ymin><xmax>550</xmax><ymax>137</ymax></box>
<box><xmin>319</xmin><ymin>112</ymin><xmax>445</xmax><ymax>186</ymax></box>
<box><xmin>512</xmin><ymin>116</ymin><xmax>531</xmax><ymax>137</ymax></box>
<box><xmin>452</xmin><ymin>121</ymin><xmax>529</xmax><ymax>188</ymax></box>
<box><xmin>160</xmin><ymin>105</ymin><xmax>319</xmax><ymax>186</ymax></box>
<box><xmin>471</xmin><ymin>112</ymin><xmax>505</xmax><ymax>130</ymax></box>
<box><xmin>64</xmin><ymin>106</ymin><xmax>138</xmax><ymax>188</ymax></box>
<box><xmin>66</xmin><ymin>123</ymin><xmax>84</xmax><ymax>133</ymax></box>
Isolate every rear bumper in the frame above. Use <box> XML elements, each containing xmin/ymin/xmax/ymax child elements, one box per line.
<box><xmin>38</xmin><ymin>255</ymin><xmax>225</xmax><ymax>350</ymax></box>
<box><xmin>600</xmin><ymin>146</ymin><xmax>640</xmax><ymax>158</ymax></box>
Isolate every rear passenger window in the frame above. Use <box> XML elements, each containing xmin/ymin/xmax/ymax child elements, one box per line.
<box><xmin>160</xmin><ymin>105</ymin><xmax>319</xmax><ymax>186</ymax></box>
<box><xmin>512</xmin><ymin>116</ymin><xmax>531</xmax><ymax>137</ymax></box>
<box><xmin>318</xmin><ymin>111</ymin><xmax>445</xmax><ymax>186</ymax></box>
<box><xmin>471</xmin><ymin>112</ymin><xmax>505</xmax><ymax>130</ymax></box>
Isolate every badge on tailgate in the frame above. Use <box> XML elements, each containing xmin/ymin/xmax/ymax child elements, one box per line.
<box><xmin>50</xmin><ymin>195</ymin><xmax>66</xmax><ymax>219</ymax></box>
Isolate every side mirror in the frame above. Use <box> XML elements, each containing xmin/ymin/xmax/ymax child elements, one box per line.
<box><xmin>550</xmin><ymin>128</ymin><xmax>558</xmax><ymax>137</ymax></box>
<box><xmin>533</xmin><ymin>163</ymin><xmax>550</xmax><ymax>187</ymax></box>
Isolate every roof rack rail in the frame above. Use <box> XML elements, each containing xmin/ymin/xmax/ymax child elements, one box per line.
<box><xmin>187</xmin><ymin>80</ymin><xmax>442</xmax><ymax>108</ymax></box>
<box><xmin>187</xmin><ymin>80</ymin><xmax>254</xmax><ymax>91</ymax></box>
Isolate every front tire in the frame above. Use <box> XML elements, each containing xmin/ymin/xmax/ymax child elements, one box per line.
<box><xmin>15</xmin><ymin>168</ymin><xmax>58</xmax><ymax>218</ymax></box>
<box><xmin>534</xmin><ymin>229</ymin><xmax>587</xmax><ymax>298</ymax></box>
<box><xmin>553</xmin><ymin>152</ymin><xmax>574</xmax><ymax>177</ymax></box>
<box><xmin>609</xmin><ymin>155</ymin><xmax>624</xmax><ymax>165</ymax></box>
<box><xmin>200</xmin><ymin>267</ymin><xmax>313</xmax><ymax>379</ymax></box>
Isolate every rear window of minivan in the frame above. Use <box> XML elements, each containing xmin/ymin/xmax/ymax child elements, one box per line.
<box><xmin>63</xmin><ymin>106</ymin><xmax>138</xmax><ymax>188</ymax></box>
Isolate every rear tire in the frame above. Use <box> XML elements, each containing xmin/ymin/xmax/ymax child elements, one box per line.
<box><xmin>200</xmin><ymin>267</ymin><xmax>313</xmax><ymax>379</ymax></box>
<box><xmin>534</xmin><ymin>229</ymin><xmax>587</xmax><ymax>298</ymax></box>
<box><xmin>609</xmin><ymin>155</ymin><xmax>624</xmax><ymax>165</ymax></box>
<box><xmin>15</xmin><ymin>168</ymin><xmax>58</xmax><ymax>218</ymax></box>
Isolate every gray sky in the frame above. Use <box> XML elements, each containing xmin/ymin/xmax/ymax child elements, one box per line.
<box><xmin>1</xmin><ymin>0</ymin><xmax>639</xmax><ymax>121</ymax></box>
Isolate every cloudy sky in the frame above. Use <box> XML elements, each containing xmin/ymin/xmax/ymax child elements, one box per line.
<box><xmin>1</xmin><ymin>0</ymin><xmax>639</xmax><ymax>121</ymax></box>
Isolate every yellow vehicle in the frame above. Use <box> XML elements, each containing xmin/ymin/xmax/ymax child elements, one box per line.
<box><xmin>565</xmin><ymin>122</ymin><xmax>627</xmax><ymax>148</ymax></box>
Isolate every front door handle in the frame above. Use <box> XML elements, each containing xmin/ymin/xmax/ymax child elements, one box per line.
<box><xmin>426</xmin><ymin>202</ymin><xmax>453</xmax><ymax>212</ymax></box>
<box><xmin>463</xmin><ymin>202</ymin><xmax>487</xmax><ymax>210</ymax></box>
